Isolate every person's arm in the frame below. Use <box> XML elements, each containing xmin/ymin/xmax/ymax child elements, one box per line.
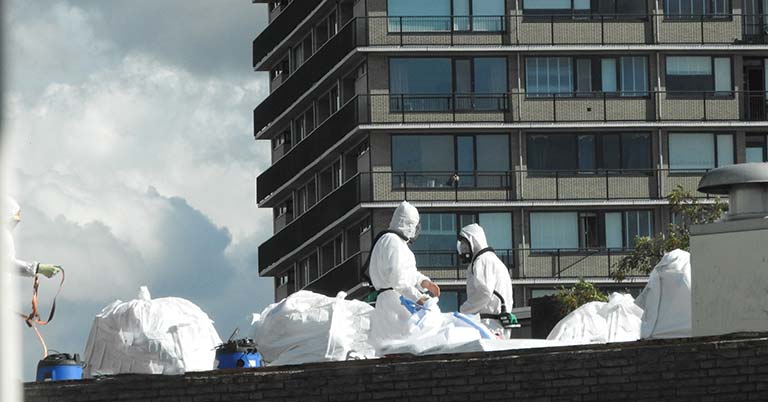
<box><xmin>15</xmin><ymin>259</ymin><xmax>37</xmax><ymax>277</ymax></box>
<box><xmin>460</xmin><ymin>258</ymin><xmax>497</xmax><ymax>314</ymax></box>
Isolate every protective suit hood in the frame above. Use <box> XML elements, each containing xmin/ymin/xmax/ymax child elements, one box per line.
<box><xmin>5</xmin><ymin>196</ymin><xmax>20</xmax><ymax>231</ymax></box>
<box><xmin>388</xmin><ymin>201</ymin><xmax>420</xmax><ymax>240</ymax></box>
<box><xmin>459</xmin><ymin>224</ymin><xmax>489</xmax><ymax>257</ymax></box>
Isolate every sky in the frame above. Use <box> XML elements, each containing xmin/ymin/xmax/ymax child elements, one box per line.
<box><xmin>3</xmin><ymin>0</ymin><xmax>272</xmax><ymax>379</ymax></box>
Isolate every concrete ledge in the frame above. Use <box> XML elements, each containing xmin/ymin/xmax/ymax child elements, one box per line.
<box><xmin>25</xmin><ymin>332</ymin><xmax>768</xmax><ymax>401</ymax></box>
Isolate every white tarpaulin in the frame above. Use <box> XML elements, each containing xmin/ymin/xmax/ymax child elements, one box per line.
<box><xmin>83</xmin><ymin>286</ymin><xmax>222</xmax><ymax>377</ymax></box>
<box><xmin>369</xmin><ymin>291</ymin><xmax>495</xmax><ymax>356</ymax></box>
<box><xmin>635</xmin><ymin>249</ymin><xmax>692</xmax><ymax>339</ymax></box>
<box><xmin>251</xmin><ymin>291</ymin><xmax>375</xmax><ymax>366</ymax></box>
<box><xmin>547</xmin><ymin>293</ymin><xmax>643</xmax><ymax>344</ymax></box>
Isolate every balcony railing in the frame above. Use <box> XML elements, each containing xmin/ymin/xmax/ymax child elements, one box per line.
<box><xmin>254</xmin><ymin>18</ymin><xmax>362</xmax><ymax>134</ymax></box>
<box><xmin>361</xmin><ymin>91</ymin><xmax>761</xmax><ymax>124</ymax></box>
<box><xmin>361</xmin><ymin>13</ymin><xmax>767</xmax><ymax>46</ymax></box>
<box><xmin>282</xmin><ymin>248</ymin><xmax>643</xmax><ymax>299</ymax></box>
<box><xmin>259</xmin><ymin>174</ymin><xmax>363</xmax><ymax>273</ymax></box>
<box><xmin>362</xmin><ymin>169</ymin><xmax>717</xmax><ymax>202</ymax></box>
<box><xmin>253</xmin><ymin>0</ymin><xmax>323</xmax><ymax>67</ymax></box>
<box><xmin>257</xmin><ymin>96</ymin><xmax>366</xmax><ymax>204</ymax></box>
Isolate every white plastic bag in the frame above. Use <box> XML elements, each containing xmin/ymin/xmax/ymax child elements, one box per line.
<box><xmin>83</xmin><ymin>286</ymin><xmax>222</xmax><ymax>377</ymax></box>
<box><xmin>369</xmin><ymin>291</ymin><xmax>494</xmax><ymax>356</ymax></box>
<box><xmin>547</xmin><ymin>293</ymin><xmax>643</xmax><ymax>343</ymax></box>
<box><xmin>635</xmin><ymin>249</ymin><xmax>692</xmax><ymax>339</ymax></box>
<box><xmin>251</xmin><ymin>291</ymin><xmax>375</xmax><ymax>366</ymax></box>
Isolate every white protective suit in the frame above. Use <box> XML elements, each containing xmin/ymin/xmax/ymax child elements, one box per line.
<box><xmin>368</xmin><ymin>201</ymin><xmax>432</xmax><ymax>350</ymax></box>
<box><xmin>3</xmin><ymin>197</ymin><xmax>37</xmax><ymax>277</ymax></box>
<box><xmin>458</xmin><ymin>224</ymin><xmax>514</xmax><ymax>336</ymax></box>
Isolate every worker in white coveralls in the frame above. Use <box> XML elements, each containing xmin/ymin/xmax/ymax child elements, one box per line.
<box><xmin>3</xmin><ymin>197</ymin><xmax>61</xmax><ymax>278</ymax></box>
<box><xmin>457</xmin><ymin>223</ymin><xmax>514</xmax><ymax>338</ymax></box>
<box><xmin>368</xmin><ymin>201</ymin><xmax>441</xmax><ymax>350</ymax></box>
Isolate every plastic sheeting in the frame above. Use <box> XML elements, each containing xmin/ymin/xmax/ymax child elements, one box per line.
<box><xmin>547</xmin><ymin>293</ymin><xmax>643</xmax><ymax>344</ymax></box>
<box><xmin>83</xmin><ymin>287</ymin><xmax>222</xmax><ymax>377</ymax></box>
<box><xmin>251</xmin><ymin>291</ymin><xmax>375</xmax><ymax>366</ymax></box>
<box><xmin>369</xmin><ymin>291</ymin><xmax>495</xmax><ymax>356</ymax></box>
<box><xmin>635</xmin><ymin>249</ymin><xmax>692</xmax><ymax>339</ymax></box>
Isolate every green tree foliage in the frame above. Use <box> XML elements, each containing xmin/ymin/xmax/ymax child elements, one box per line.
<box><xmin>553</xmin><ymin>279</ymin><xmax>609</xmax><ymax>316</ymax></box>
<box><xmin>611</xmin><ymin>186</ymin><xmax>727</xmax><ymax>282</ymax></box>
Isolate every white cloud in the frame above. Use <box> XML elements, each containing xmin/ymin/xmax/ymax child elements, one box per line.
<box><xmin>4</xmin><ymin>0</ymin><xmax>275</xmax><ymax>380</ymax></box>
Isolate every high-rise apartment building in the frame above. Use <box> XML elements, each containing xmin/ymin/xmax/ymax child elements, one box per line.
<box><xmin>252</xmin><ymin>0</ymin><xmax>768</xmax><ymax>309</ymax></box>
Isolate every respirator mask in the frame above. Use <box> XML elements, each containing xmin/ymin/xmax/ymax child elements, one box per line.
<box><xmin>457</xmin><ymin>236</ymin><xmax>473</xmax><ymax>264</ymax></box>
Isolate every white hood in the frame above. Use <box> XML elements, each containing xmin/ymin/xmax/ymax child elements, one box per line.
<box><xmin>4</xmin><ymin>196</ymin><xmax>20</xmax><ymax>231</ymax></box>
<box><xmin>459</xmin><ymin>223</ymin><xmax>489</xmax><ymax>257</ymax></box>
<box><xmin>388</xmin><ymin>201</ymin><xmax>420</xmax><ymax>240</ymax></box>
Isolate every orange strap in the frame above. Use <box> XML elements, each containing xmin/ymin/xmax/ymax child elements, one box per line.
<box><xmin>18</xmin><ymin>268</ymin><xmax>65</xmax><ymax>358</ymax></box>
<box><xmin>24</xmin><ymin>267</ymin><xmax>65</xmax><ymax>327</ymax></box>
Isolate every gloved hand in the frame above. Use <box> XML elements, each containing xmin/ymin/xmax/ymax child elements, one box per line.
<box><xmin>37</xmin><ymin>264</ymin><xmax>62</xmax><ymax>278</ymax></box>
<box><xmin>421</xmin><ymin>279</ymin><xmax>441</xmax><ymax>298</ymax></box>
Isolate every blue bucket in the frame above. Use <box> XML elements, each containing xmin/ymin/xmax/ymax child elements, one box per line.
<box><xmin>36</xmin><ymin>353</ymin><xmax>83</xmax><ymax>382</ymax></box>
<box><xmin>215</xmin><ymin>339</ymin><xmax>261</xmax><ymax>369</ymax></box>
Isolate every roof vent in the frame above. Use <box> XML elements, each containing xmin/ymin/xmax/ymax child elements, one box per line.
<box><xmin>697</xmin><ymin>163</ymin><xmax>768</xmax><ymax>221</ymax></box>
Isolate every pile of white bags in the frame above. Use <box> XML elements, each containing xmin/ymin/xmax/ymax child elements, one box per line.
<box><xmin>83</xmin><ymin>286</ymin><xmax>222</xmax><ymax>377</ymax></box>
<box><xmin>251</xmin><ymin>291</ymin><xmax>375</xmax><ymax>366</ymax></box>
<box><xmin>635</xmin><ymin>249</ymin><xmax>692</xmax><ymax>339</ymax></box>
<box><xmin>369</xmin><ymin>292</ymin><xmax>494</xmax><ymax>356</ymax></box>
<box><xmin>547</xmin><ymin>293</ymin><xmax>644</xmax><ymax>344</ymax></box>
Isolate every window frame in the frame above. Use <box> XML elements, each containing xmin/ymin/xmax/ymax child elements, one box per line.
<box><xmin>667</xmin><ymin>132</ymin><xmax>735</xmax><ymax>171</ymax></box>
<box><xmin>526</xmin><ymin>132</ymin><xmax>653</xmax><ymax>174</ymax></box>
<box><xmin>524</xmin><ymin>55</ymin><xmax>650</xmax><ymax>98</ymax></box>
<box><xmin>390</xmin><ymin>133</ymin><xmax>512</xmax><ymax>189</ymax></box>
<box><xmin>664</xmin><ymin>55</ymin><xmax>734</xmax><ymax>98</ymax></box>
<box><xmin>386</xmin><ymin>0</ymin><xmax>507</xmax><ymax>33</ymax></box>
<box><xmin>528</xmin><ymin>209</ymin><xmax>654</xmax><ymax>252</ymax></box>
<box><xmin>662</xmin><ymin>0</ymin><xmax>732</xmax><ymax>21</ymax></box>
<box><xmin>746</xmin><ymin>134</ymin><xmax>768</xmax><ymax>163</ymax></box>
<box><xmin>521</xmin><ymin>0</ymin><xmax>650</xmax><ymax>20</ymax></box>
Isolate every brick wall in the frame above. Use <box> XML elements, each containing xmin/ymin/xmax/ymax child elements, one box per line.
<box><xmin>25</xmin><ymin>333</ymin><xmax>768</xmax><ymax>402</ymax></box>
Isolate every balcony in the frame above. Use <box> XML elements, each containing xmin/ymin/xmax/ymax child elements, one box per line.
<box><xmin>361</xmin><ymin>91</ymin><xmax>761</xmax><ymax>124</ymax></box>
<box><xmin>257</xmin><ymin>96</ymin><xmax>366</xmax><ymax>204</ymax></box>
<box><xmin>253</xmin><ymin>18</ymin><xmax>363</xmax><ymax>134</ymax></box>
<box><xmin>252</xmin><ymin>0</ymin><xmax>323</xmax><ymax>67</ymax></box>
<box><xmin>360</xmin><ymin>14</ymin><xmax>765</xmax><ymax>46</ymax></box>
<box><xmin>518</xmin><ymin>248</ymin><xmax>635</xmax><ymax>279</ymax></box>
<box><xmin>258</xmin><ymin>174</ymin><xmax>363</xmax><ymax>273</ymax></box>
<box><xmin>303</xmin><ymin>253</ymin><xmax>364</xmax><ymax>297</ymax></box>
<box><xmin>363</xmin><ymin>169</ymin><xmax>716</xmax><ymax>202</ymax></box>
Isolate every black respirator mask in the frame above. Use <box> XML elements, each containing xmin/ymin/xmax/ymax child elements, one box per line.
<box><xmin>457</xmin><ymin>236</ymin><xmax>473</xmax><ymax>264</ymax></box>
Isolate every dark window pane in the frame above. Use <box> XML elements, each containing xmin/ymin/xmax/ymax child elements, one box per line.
<box><xmin>576</xmin><ymin>59</ymin><xmax>592</xmax><ymax>95</ymax></box>
<box><xmin>392</xmin><ymin>136</ymin><xmax>454</xmax><ymax>187</ymax></box>
<box><xmin>602</xmin><ymin>134</ymin><xmax>621</xmax><ymax>170</ymax></box>
<box><xmin>528</xmin><ymin>134</ymin><xmax>578</xmax><ymax>171</ymax></box>
<box><xmin>388</xmin><ymin>0</ymin><xmax>451</xmax><ymax>31</ymax></box>
<box><xmin>621</xmin><ymin>133</ymin><xmax>651</xmax><ymax>170</ymax></box>
<box><xmin>666</xmin><ymin>56</ymin><xmax>713</xmax><ymax>93</ymax></box>
<box><xmin>578</xmin><ymin>135</ymin><xmax>596</xmax><ymax>171</ymax></box>
<box><xmin>476</xmin><ymin>135</ymin><xmax>510</xmax><ymax>187</ymax></box>
<box><xmin>457</xmin><ymin>136</ymin><xmax>476</xmax><ymax>187</ymax></box>
<box><xmin>474</xmin><ymin>58</ymin><xmax>508</xmax><ymax>110</ymax></box>
<box><xmin>390</xmin><ymin>58</ymin><xmax>452</xmax><ymax>94</ymax></box>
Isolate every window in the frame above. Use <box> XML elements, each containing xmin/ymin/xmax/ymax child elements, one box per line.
<box><xmin>527</xmin><ymin>133</ymin><xmax>652</xmax><ymax>172</ymax></box>
<box><xmin>388</xmin><ymin>0</ymin><xmax>505</xmax><ymax>32</ymax></box>
<box><xmin>530</xmin><ymin>212</ymin><xmax>580</xmax><ymax>250</ymax></box>
<box><xmin>664</xmin><ymin>0</ymin><xmax>729</xmax><ymax>18</ymax></box>
<box><xmin>292</xmin><ymin>107</ymin><xmax>314</xmax><ymax>143</ymax></box>
<box><xmin>436</xmin><ymin>290</ymin><xmax>468</xmax><ymax>313</ymax></box>
<box><xmin>320</xmin><ymin>236</ymin><xmax>343</xmax><ymax>274</ymax></box>
<box><xmin>390</xmin><ymin>58</ymin><xmax>453</xmax><ymax>111</ymax></box>
<box><xmin>390</xmin><ymin>57</ymin><xmax>508</xmax><ymax>111</ymax></box>
<box><xmin>668</xmin><ymin>133</ymin><xmax>734</xmax><ymax>170</ymax></box>
<box><xmin>526</xmin><ymin>57</ymin><xmax>573</xmax><ymax>96</ymax></box>
<box><xmin>665</xmin><ymin>56</ymin><xmax>732</xmax><ymax>95</ymax></box>
<box><xmin>297</xmin><ymin>252</ymin><xmax>319</xmax><ymax>288</ymax></box>
<box><xmin>388</xmin><ymin>0</ymin><xmax>452</xmax><ymax>31</ymax></box>
<box><xmin>527</xmin><ymin>56</ymin><xmax>648</xmax><ymax>96</ymax></box>
<box><xmin>746</xmin><ymin>134</ymin><xmax>768</xmax><ymax>163</ymax></box>
<box><xmin>531</xmin><ymin>210</ymin><xmax>652</xmax><ymax>250</ymax></box>
<box><xmin>523</xmin><ymin>0</ymin><xmax>647</xmax><ymax>17</ymax></box>
<box><xmin>392</xmin><ymin>134</ymin><xmax>510</xmax><ymax>187</ymax></box>
<box><xmin>413</xmin><ymin>212</ymin><xmax>513</xmax><ymax>267</ymax></box>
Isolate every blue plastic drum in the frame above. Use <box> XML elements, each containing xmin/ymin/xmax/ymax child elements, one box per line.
<box><xmin>36</xmin><ymin>353</ymin><xmax>83</xmax><ymax>382</ymax></box>
<box><xmin>215</xmin><ymin>339</ymin><xmax>261</xmax><ymax>369</ymax></box>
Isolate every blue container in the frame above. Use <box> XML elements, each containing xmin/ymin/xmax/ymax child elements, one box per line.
<box><xmin>36</xmin><ymin>353</ymin><xmax>83</xmax><ymax>382</ymax></box>
<box><xmin>215</xmin><ymin>339</ymin><xmax>261</xmax><ymax>369</ymax></box>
